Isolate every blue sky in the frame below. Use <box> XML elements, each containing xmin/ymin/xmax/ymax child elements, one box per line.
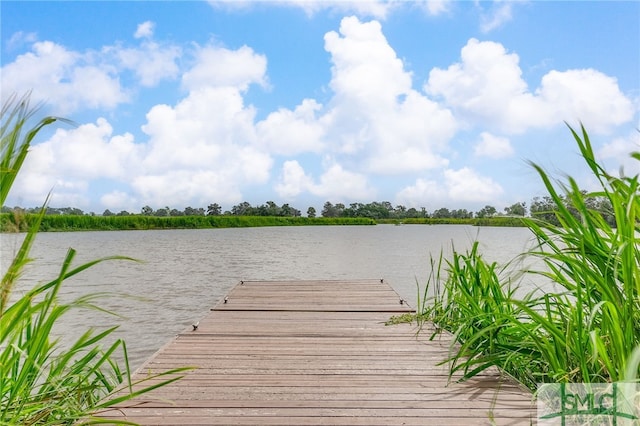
<box><xmin>2</xmin><ymin>1</ymin><xmax>639</xmax><ymax>215</ymax></box>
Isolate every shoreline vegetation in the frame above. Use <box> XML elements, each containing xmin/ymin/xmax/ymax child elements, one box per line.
<box><xmin>2</xmin><ymin>93</ymin><xmax>187</xmax><ymax>424</ymax></box>
<box><xmin>406</xmin><ymin>124</ymin><xmax>640</xmax><ymax>392</ymax></box>
<box><xmin>0</xmin><ymin>213</ymin><xmax>527</xmax><ymax>232</ymax></box>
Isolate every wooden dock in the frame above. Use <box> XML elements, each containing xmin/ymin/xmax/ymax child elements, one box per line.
<box><xmin>97</xmin><ymin>279</ymin><xmax>534</xmax><ymax>425</ymax></box>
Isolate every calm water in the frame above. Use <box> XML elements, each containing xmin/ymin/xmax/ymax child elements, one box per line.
<box><xmin>1</xmin><ymin>224</ymin><xmax>537</xmax><ymax>369</ymax></box>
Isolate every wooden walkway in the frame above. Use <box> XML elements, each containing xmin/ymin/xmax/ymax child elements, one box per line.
<box><xmin>97</xmin><ymin>279</ymin><xmax>534</xmax><ymax>425</ymax></box>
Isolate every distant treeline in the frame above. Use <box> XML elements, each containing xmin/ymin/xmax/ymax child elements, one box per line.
<box><xmin>379</xmin><ymin>216</ymin><xmax>526</xmax><ymax>227</ymax></box>
<box><xmin>0</xmin><ymin>213</ymin><xmax>379</xmax><ymax>232</ymax></box>
<box><xmin>0</xmin><ymin>200</ymin><xmax>511</xmax><ymax>219</ymax></box>
<box><xmin>0</xmin><ymin>212</ymin><xmax>530</xmax><ymax>232</ymax></box>
<box><xmin>1</xmin><ymin>192</ymin><xmax>615</xmax><ymax>232</ymax></box>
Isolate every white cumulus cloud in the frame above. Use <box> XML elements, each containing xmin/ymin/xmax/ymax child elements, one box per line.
<box><xmin>275</xmin><ymin>160</ymin><xmax>375</xmax><ymax>201</ymax></box>
<box><xmin>256</xmin><ymin>99</ymin><xmax>325</xmax><ymax>155</ymax></box>
<box><xmin>252</xmin><ymin>15</ymin><xmax>456</xmax><ymax>180</ymax></box>
<box><xmin>422</xmin><ymin>0</ymin><xmax>452</xmax><ymax>16</ymax></box>
<box><xmin>474</xmin><ymin>132</ymin><xmax>513</xmax><ymax>159</ymax></box>
<box><xmin>8</xmin><ymin>36</ymin><xmax>276</xmax><ymax>210</ymax></box>
<box><xmin>275</xmin><ymin>160</ymin><xmax>316</xmax><ymax>198</ymax></box>
<box><xmin>322</xmin><ymin>16</ymin><xmax>455</xmax><ymax>173</ymax></box>
<box><xmin>444</xmin><ymin>167</ymin><xmax>503</xmax><ymax>202</ymax></box>
<box><xmin>6</xmin><ymin>31</ymin><xmax>38</xmax><ymax>51</ymax></box>
<box><xmin>312</xmin><ymin>163</ymin><xmax>376</xmax><ymax>200</ymax></box>
<box><xmin>101</xmin><ymin>191</ymin><xmax>139</xmax><ymax>212</ymax></box>
<box><xmin>598</xmin><ymin>131</ymin><xmax>640</xmax><ymax>177</ymax></box>
<box><xmin>396</xmin><ymin>166</ymin><xmax>503</xmax><ymax>207</ymax></box>
<box><xmin>182</xmin><ymin>44</ymin><xmax>267</xmax><ymax>92</ymax></box>
<box><xmin>395</xmin><ymin>178</ymin><xmax>445</xmax><ymax>207</ymax></box>
<box><xmin>2</xmin><ymin>25</ymin><xmax>184</xmax><ymax>112</ymax></box>
<box><xmin>11</xmin><ymin>118</ymin><xmax>141</xmax><ymax>208</ymax></box>
<box><xmin>134</xmin><ymin>21</ymin><xmax>155</xmax><ymax>39</ymax></box>
<box><xmin>114</xmin><ymin>40</ymin><xmax>181</xmax><ymax>87</ymax></box>
<box><xmin>208</xmin><ymin>0</ymin><xmax>394</xmax><ymax>19</ymax></box>
<box><xmin>536</xmin><ymin>69</ymin><xmax>634</xmax><ymax>134</ymax></box>
<box><xmin>426</xmin><ymin>38</ymin><xmax>634</xmax><ymax>134</ymax></box>
<box><xmin>480</xmin><ymin>1</ymin><xmax>515</xmax><ymax>33</ymax></box>
<box><xmin>133</xmin><ymin>41</ymin><xmax>274</xmax><ymax>207</ymax></box>
<box><xmin>1</xmin><ymin>41</ymin><xmax>128</xmax><ymax>114</ymax></box>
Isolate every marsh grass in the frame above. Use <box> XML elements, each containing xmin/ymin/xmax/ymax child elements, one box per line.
<box><xmin>419</xmin><ymin>125</ymin><xmax>640</xmax><ymax>390</ymax></box>
<box><xmin>0</xmin><ymin>213</ymin><xmax>376</xmax><ymax>232</ymax></box>
<box><xmin>1</xmin><ymin>93</ymin><xmax>189</xmax><ymax>424</ymax></box>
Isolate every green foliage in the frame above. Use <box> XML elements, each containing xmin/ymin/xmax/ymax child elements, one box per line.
<box><xmin>0</xmin><ymin>214</ymin><xmax>376</xmax><ymax>232</ymax></box>
<box><xmin>472</xmin><ymin>216</ymin><xmax>524</xmax><ymax>227</ymax></box>
<box><xmin>376</xmin><ymin>217</ymin><xmax>524</xmax><ymax>227</ymax></box>
<box><xmin>475</xmin><ymin>205</ymin><xmax>497</xmax><ymax>218</ymax></box>
<box><xmin>0</xmin><ymin>94</ymin><xmax>71</xmax><ymax>206</ymax></box>
<box><xmin>504</xmin><ymin>202</ymin><xmax>527</xmax><ymax>216</ymax></box>
<box><xmin>306</xmin><ymin>206</ymin><xmax>316</xmax><ymax>218</ymax></box>
<box><xmin>1</xmin><ymin>214</ymin><xmax>530</xmax><ymax>232</ymax></box>
<box><xmin>1</xmin><ymin>94</ymin><xmax>189</xmax><ymax>424</ymax></box>
<box><xmin>420</xmin><ymin>125</ymin><xmax>640</xmax><ymax>390</ymax></box>
<box><xmin>385</xmin><ymin>312</ymin><xmax>424</xmax><ymax>326</ymax></box>
<box><xmin>0</xmin><ymin>248</ymin><xmax>189</xmax><ymax>424</ymax></box>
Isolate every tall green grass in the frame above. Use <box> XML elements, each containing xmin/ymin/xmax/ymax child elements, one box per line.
<box><xmin>420</xmin><ymin>125</ymin><xmax>640</xmax><ymax>390</ymax></box>
<box><xmin>0</xmin><ymin>213</ymin><xmax>377</xmax><ymax>232</ymax></box>
<box><xmin>1</xmin><ymin>214</ymin><xmax>526</xmax><ymax>233</ymax></box>
<box><xmin>1</xmin><ymin>93</ymin><xmax>188</xmax><ymax>424</ymax></box>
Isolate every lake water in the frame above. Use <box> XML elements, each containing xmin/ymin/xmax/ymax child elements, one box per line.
<box><xmin>1</xmin><ymin>224</ymin><xmax>538</xmax><ymax>369</ymax></box>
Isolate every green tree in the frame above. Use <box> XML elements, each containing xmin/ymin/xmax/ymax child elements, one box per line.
<box><xmin>432</xmin><ymin>207</ymin><xmax>451</xmax><ymax>218</ymax></box>
<box><xmin>504</xmin><ymin>202</ymin><xmax>526</xmax><ymax>216</ymax></box>
<box><xmin>231</xmin><ymin>201</ymin><xmax>252</xmax><ymax>216</ymax></box>
<box><xmin>394</xmin><ymin>204</ymin><xmax>407</xmax><ymax>218</ymax></box>
<box><xmin>184</xmin><ymin>206</ymin><xmax>198</xmax><ymax>216</ymax></box>
<box><xmin>154</xmin><ymin>207</ymin><xmax>169</xmax><ymax>217</ymax></box>
<box><xmin>585</xmin><ymin>195</ymin><xmax>615</xmax><ymax>226</ymax></box>
<box><xmin>141</xmin><ymin>205</ymin><xmax>153</xmax><ymax>215</ymax></box>
<box><xmin>256</xmin><ymin>203</ymin><xmax>268</xmax><ymax>216</ymax></box>
<box><xmin>343</xmin><ymin>203</ymin><xmax>359</xmax><ymax>217</ymax></box>
<box><xmin>307</xmin><ymin>206</ymin><xmax>316</xmax><ymax>218</ymax></box>
<box><xmin>475</xmin><ymin>205</ymin><xmax>497</xmax><ymax>218</ymax></box>
<box><xmin>451</xmin><ymin>209</ymin><xmax>472</xmax><ymax>219</ymax></box>
<box><xmin>207</xmin><ymin>203</ymin><xmax>222</xmax><ymax>216</ymax></box>
<box><xmin>59</xmin><ymin>207</ymin><xmax>84</xmax><ymax>215</ymax></box>
<box><xmin>265</xmin><ymin>200</ymin><xmax>280</xmax><ymax>216</ymax></box>
<box><xmin>406</xmin><ymin>207</ymin><xmax>421</xmax><ymax>218</ymax></box>
<box><xmin>321</xmin><ymin>201</ymin><xmax>337</xmax><ymax>217</ymax></box>
<box><xmin>281</xmin><ymin>203</ymin><xmax>292</xmax><ymax>216</ymax></box>
<box><xmin>529</xmin><ymin>196</ymin><xmax>558</xmax><ymax>224</ymax></box>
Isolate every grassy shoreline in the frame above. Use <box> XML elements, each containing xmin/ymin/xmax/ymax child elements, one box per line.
<box><xmin>0</xmin><ymin>214</ymin><xmax>376</xmax><ymax>232</ymax></box>
<box><xmin>413</xmin><ymin>125</ymin><xmax>640</xmax><ymax>391</ymax></box>
<box><xmin>0</xmin><ymin>213</ymin><xmax>527</xmax><ymax>232</ymax></box>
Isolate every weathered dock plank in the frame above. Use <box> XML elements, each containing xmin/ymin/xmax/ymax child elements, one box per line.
<box><xmin>97</xmin><ymin>280</ymin><xmax>534</xmax><ymax>425</ymax></box>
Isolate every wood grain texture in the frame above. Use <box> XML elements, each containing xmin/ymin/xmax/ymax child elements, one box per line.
<box><xmin>97</xmin><ymin>280</ymin><xmax>534</xmax><ymax>425</ymax></box>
